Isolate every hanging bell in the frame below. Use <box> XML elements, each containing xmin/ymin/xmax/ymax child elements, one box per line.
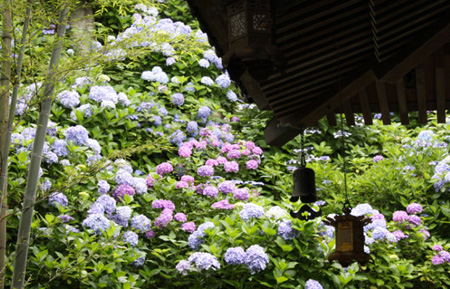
<box><xmin>290</xmin><ymin>166</ymin><xmax>317</xmax><ymax>203</ymax></box>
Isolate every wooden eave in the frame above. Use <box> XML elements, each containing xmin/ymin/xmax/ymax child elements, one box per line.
<box><xmin>186</xmin><ymin>0</ymin><xmax>450</xmax><ymax>146</ymax></box>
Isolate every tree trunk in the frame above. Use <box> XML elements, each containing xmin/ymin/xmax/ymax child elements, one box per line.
<box><xmin>0</xmin><ymin>1</ymin><xmax>32</xmax><ymax>288</ymax></box>
<box><xmin>10</xmin><ymin>6</ymin><xmax>70</xmax><ymax>289</ymax></box>
<box><xmin>0</xmin><ymin>1</ymin><xmax>13</xmax><ymax>288</ymax></box>
<box><xmin>69</xmin><ymin>3</ymin><xmax>94</xmax><ymax>53</ymax></box>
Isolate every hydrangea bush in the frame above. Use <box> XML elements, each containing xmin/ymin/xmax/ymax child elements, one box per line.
<box><xmin>3</xmin><ymin>1</ymin><xmax>450</xmax><ymax>288</ymax></box>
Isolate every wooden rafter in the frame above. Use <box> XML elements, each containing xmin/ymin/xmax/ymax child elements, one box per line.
<box><xmin>435</xmin><ymin>49</ymin><xmax>446</xmax><ymax>123</ymax></box>
<box><xmin>263</xmin><ymin>118</ymin><xmax>301</xmax><ymax>147</ymax></box>
<box><xmin>358</xmin><ymin>89</ymin><xmax>372</xmax><ymax>125</ymax></box>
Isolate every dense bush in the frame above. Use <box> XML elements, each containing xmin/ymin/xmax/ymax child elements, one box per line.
<box><xmin>3</xmin><ymin>1</ymin><xmax>450</xmax><ymax>288</ymax></box>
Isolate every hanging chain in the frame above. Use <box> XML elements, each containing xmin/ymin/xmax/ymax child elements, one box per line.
<box><xmin>300</xmin><ymin>129</ymin><xmax>306</xmax><ymax>167</ymax></box>
<box><xmin>335</xmin><ymin>39</ymin><xmax>350</xmax><ymax>206</ymax></box>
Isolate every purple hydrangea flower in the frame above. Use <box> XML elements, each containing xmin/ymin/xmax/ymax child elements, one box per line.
<box><xmin>182</xmin><ymin>221</ymin><xmax>196</xmax><ymax>233</ymax></box>
<box><xmin>49</xmin><ymin>192</ymin><xmax>68</xmax><ymax>207</ymax></box>
<box><xmin>197</xmin><ymin>106</ymin><xmax>212</xmax><ymax>121</ymax></box>
<box><xmin>419</xmin><ymin>229</ymin><xmax>430</xmax><ymax>240</ymax></box>
<box><xmin>112</xmin><ymin>184</ymin><xmax>135</xmax><ymax>201</ymax></box>
<box><xmin>131</xmin><ymin>215</ymin><xmax>152</xmax><ymax>232</ymax></box>
<box><xmin>408</xmin><ymin>215</ymin><xmax>421</xmax><ymax>227</ymax></box>
<box><xmin>197</xmin><ymin>165</ymin><xmax>214</xmax><ymax>177</ymax></box>
<box><xmin>154</xmin><ymin>209</ymin><xmax>173</xmax><ymax>228</ymax></box>
<box><xmin>89</xmin><ymin>86</ymin><xmax>118</xmax><ymax>103</ymax></box>
<box><xmin>82</xmin><ymin>213</ymin><xmax>110</xmax><ymax>235</ymax></box>
<box><xmin>202</xmin><ymin>185</ymin><xmax>219</xmax><ymax>198</ymax></box>
<box><xmin>433</xmin><ymin>245</ymin><xmax>444</xmax><ymax>251</ymax></box>
<box><xmin>88</xmin><ymin>203</ymin><xmax>105</xmax><ymax>215</ymax></box>
<box><xmin>226</xmin><ymin>90</ymin><xmax>238</xmax><ymax>101</ymax></box>
<box><xmin>239</xmin><ymin>203</ymin><xmax>264</xmax><ymax>221</ymax></box>
<box><xmin>156</xmin><ymin>162</ymin><xmax>173</xmax><ymax>175</ymax></box>
<box><xmin>233</xmin><ymin>188</ymin><xmax>249</xmax><ymax>201</ymax></box>
<box><xmin>58</xmin><ymin>215</ymin><xmax>74</xmax><ymax>222</ymax></box>
<box><xmin>372</xmin><ymin>227</ymin><xmax>389</xmax><ymax>240</ymax></box>
<box><xmin>439</xmin><ymin>251</ymin><xmax>450</xmax><ymax>262</ymax></box>
<box><xmin>224</xmin><ymin>247</ymin><xmax>245</xmax><ymax>265</ymax></box>
<box><xmin>65</xmin><ymin>125</ymin><xmax>89</xmax><ymax>146</ymax></box>
<box><xmin>174</xmin><ymin>213</ymin><xmax>187</xmax><ymax>222</ymax></box>
<box><xmin>123</xmin><ymin>230</ymin><xmax>139</xmax><ymax>247</ymax></box>
<box><xmin>227</xmin><ymin>150</ymin><xmax>241</xmax><ymax>159</ymax></box>
<box><xmin>406</xmin><ymin>203</ymin><xmax>423</xmax><ymax>214</ymax></box>
<box><xmin>188</xmin><ymin>252</ymin><xmax>220</xmax><ymax>271</ymax></box>
<box><xmin>218</xmin><ymin>181</ymin><xmax>236</xmax><ymax>194</ymax></box>
<box><xmin>152</xmin><ymin>199</ymin><xmax>175</xmax><ymax>210</ymax></box>
<box><xmin>432</xmin><ymin>255</ymin><xmax>445</xmax><ymax>265</ymax></box>
<box><xmin>145</xmin><ymin>229</ymin><xmax>155</xmax><ymax>239</ymax></box>
<box><xmin>393</xmin><ymin>230</ymin><xmax>408</xmax><ymax>241</ymax></box>
<box><xmin>244</xmin><ymin>245</ymin><xmax>269</xmax><ymax>274</ymax></box>
<box><xmin>373</xmin><ymin>155</ymin><xmax>384</xmax><ymax>162</ymax></box>
<box><xmin>188</xmin><ymin>222</ymin><xmax>214</xmax><ymax>250</ymax></box>
<box><xmin>187</xmin><ymin>121</ymin><xmax>198</xmax><ymax>136</ymax></box>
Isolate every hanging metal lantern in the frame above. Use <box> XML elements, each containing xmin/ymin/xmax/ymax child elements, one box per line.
<box><xmin>290</xmin><ymin>131</ymin><xmax>321</xmax><ymax>220</ymax></box>
<box><xmin>224</xmin><ymin>0</ymin><xmax>284</xmax><ymax>81</ymax></box>
<box><xmin>324</xmin><ymin>204</ymin><xmax>371</xmax><ymax>267</ymax></box>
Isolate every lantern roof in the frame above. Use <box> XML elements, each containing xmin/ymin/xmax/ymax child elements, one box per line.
<box><xmin>186</xmin><ymin>0</ymin><xmax>450</xmax><ymax>146</ymax></box>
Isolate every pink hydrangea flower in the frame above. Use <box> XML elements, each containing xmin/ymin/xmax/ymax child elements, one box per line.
<box><xmin>227</xmin><ymin>150</ymin><xmax>241</xmax><ymax>159</ymax></box>
<box><xmin>234</xmin><ymin>188</ymin><xmax>249</xmax><ymax>201</ymax></box>
<box><xmin>206</xmin><ymin>159</ymin><xmax>219</xmax><ymax>166</ymax></box>
<box><xmin>181</xmin><ymin>221</ymin><xmax>196</xmax><ymax>233</ymax></box>
<box><xmin>176</xmin><ymin>181</ymin><xmax>189</xmax><ymax>189</ymax></box>
<box><xmin>433</xmin><ymin>245</ymin><xmax>444</xmax><ymax>251</ymax></box>
<box><xmin>252</xmin><ymin>147</ymin><xmax>263</xmax><ymax>155</ymax></box>
<box><xmin>245</xmin><ymin>141</ymin><xmax>256</xmax><ymax>150</ymax></box>
<box><xmin>246</xmin><ymin>160</ymin><xmax>259</xmax><ymax>170</ymax></box>
<box><xmin>156</xmin><ymin>162</ymin><xmax>173</xmax><ymax>175</ymax></box>
<box><xmin>181</xmin><ymin>175</ymin><xmax>195</xmax><ymax>184</ymax></box>
<box><xmin>242</xmin><ymin>149</ymin><xmax>251</xmax><ymax>156</ymax></box>
<box><xmin>178</xmin><ymin>146</ymin><xmax>192</xmax><ymax>157</ymax></box>
<box><xmin>197</xmin><ymin>165</ymin><xmax>214</xmax><ymax>177</ymax></box>
<box><xmin>216</xmin><ymin>156</ymin><xmax>227</xmax><ymax>164</ymax></box>
<box><xmin>146</xmin><ymin>174</ymin><xmax>156</xmax><ymax>188</ymax></box>
<box><xmin>406</xmin><ymin>203</ymin><xmax>423</xmax><ymax>214</ymax></box>
<box><xmin>212</xmin><ymin>199</ymin><xmax>235</xmax><ymax>210</ymax></box>
<box><xmin>392</xmin><ymin>211</ymin><xmax>408</xmax><ymax>222</ymax></box>
<box><xmin>224</xmin><ymin>161</ymin><xmax>239</xmax><ymax>173</ymax></box>
<box><xmin>174</xmin><ymin>213</ymin><xmax>187</xmax><ymax>222</ymax></box>
<box><xmin>195</xmin><ymin>141</ymin><xmax>207</xmax><ymax>150</ymax></box>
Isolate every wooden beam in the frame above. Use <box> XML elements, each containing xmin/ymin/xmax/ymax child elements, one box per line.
<box><xmin>395</xmin><ymin>78</ymin><xmax>409</xmax><ymax>124</ymax></box>
<box><xmin>445</xmin><ymin>43</ymin><xmax>450</xmax><ymax>120</ymax></box>
<box><xmin>279</xmin><ymin>69</ymin><xmax>376</xmax><ymax>128</ymax></box>
<box><xmin>263</xmin><ymin>117</ymin><xmax>302</xmax><ymax>147</ymax></box>
<box><xmin>435</xmin><ymin>48</ymin><xmax>446</xmax><ymax>123</ymax></box>
<box><xmin>326</xmin><ymin>112</ymin><xmax>337</xmax><ymax>126</ymax></box>
<box><xmin>358</xmin><ymin>89</ymin><xmax>373</xmax><ymax>125</ymax></box>
<box><xmin>375</xmin><ymin>80</ymin><xmax>391</xmax><ymax>124</ymax></box>
<box><xmin>415</xmin><ymin>63</ymin><xmax>428</xmax><ymax>124</ymax></box>
<box><xmin>239</xmin><ymin>71</ymin><xmax>270</xmax><ymax>110</ymax></box>
<box><xmin>342</xmin><ymin>102</ymin><xmax>355</xmax><ymax>126</ymax></box>
<box><xmin>377</xmin><ymin>14</ymin><xmax>450</xmax><ymax>83</ymax></box>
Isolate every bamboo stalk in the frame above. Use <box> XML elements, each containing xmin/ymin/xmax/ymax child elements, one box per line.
<box><xmin>10</xmin><ymin>5</ymin><xmax>70</xmax><ymax>289</ymax></box>
<box><xmin>0</xmin><ymin>1</ymin><xmax>33</xmax><ymax>288</ymax></box>
<box><xmin>0</xmin><ymin>1</ymin><xmax>13</xmax><ymax>288</ymax></box>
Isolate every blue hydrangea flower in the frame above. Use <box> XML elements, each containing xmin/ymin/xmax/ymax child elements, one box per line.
<box><xmin>305</xmin><ymin>279</ymin><xmax>323</xmax><ymax>289</ymax></box>
<box><xmin>41</xmin><ymin>180</ymin><xmax>52</xmax><ymax>191</ymax></box>
<box><xmin>226</xmin><ymin>90</ymin><xmax>238</xmax><ymax>101</ymax></box>
<box><xmin>277</xmin><ymin>220</ymin><xmax>300</xmax><ymax>240</ymax></box>
<box><xmin>215</xmin><ymin>74</ymin><xmax>231</xmax><ymax>89</ymax></box>
<box><xmin>199</xmin><ymin>59</ymin><xmax>210</xmax><ymax>68</ymax></box>
<box><xmin>89</xmin><ymin>86</ymin><xmax>118</xmax><ymax>103</ymax></box>
<box><xmin>132</xmin><ymin>250</ymin><xmax>146</xmax><ymax>267</ymax></box>
<box><xmin>185</xmin><ymin>82</ymin><xmax>196</xmax><ymax>92</ymax></box>
<box><xmin>239</xmin><ymin>203</ymin><xmax>264</xmax><ymax>221</ymax></box>
<box><xmin>170</xmin><ymin>130</ymin><xmax>186</xmax><ymax>146</ymax></box>
<box><xmin>159</xmin><ymin>106</ymin><xmax>168</xmax><ymax>115</ymax></box>
<box><xmin>117</xmin><ymin>93</ymin><xmax>130</xmax><ymax>106</ymax></box>
<box><xmin>97</xmin><ymin>180</ymin><xmax>111</xmax><ymax>195</ymax></box>
<box><xmin>88</xmin><ymin>203</ymin><xmax>105</xmax><ymax>215</ymax></box>
<box><xmin>95</xmin><ymin>195</ymin><xmax>116</xmax><ymax>215</ymax></box>
<box><xmin>65</xmin><ymin>125</ymin><xmax>89</xmax><ymax>146</ymax></box>
<box><xmin>82</xmin><ymin>213</ymin><xmax>110</xmax><ymax>235</ymax></box>
<box><xmin>49</xmin><ymin>192</ymin><xmax>68</xmax><ymax>207</ymax></box>
<box><xmin>197</xmin><ymin>106</ymin><xmax>212</xmax><ymax>122</ymax></box>
<box><xmin>44</xmin><ymin>151</ymin><xmax>58</xmax><ymax>164</ymax></box>
<box><xmin>115</xmin><ymin>169</ymin><xmax>136</xmax><ymax>187</ymax></box>
<box><xmin>351</xmin><ymin>203</ymin><xmax>373</xmax><ymax>216</ymax></box>
<box><xmin>224</xmin><ymin>247</ymin><xmax>245</xmax><ymax>265</ymax></box>
<box><xmin>86</xmin><ymin>139</ymin><xmax>101</xmax><ymax>155</ymax></box>
<box><xmin>371</xmin><ymin>227</ymin><xmax>389</xmax><ymax>240</ymax></box>
<box><xmin>51</xmin><ymin>139</ymin><xmax>69</xmax><ymax>157</ymax></box>
<box><xmin>112</xmin><ymin>206</ymin><xmax>132</xmax><ymax>227</ymax></box>
<box><xmin>188</xmin><ymin>222</ymin><xmax>214</xmax><ymax>250</ymax></box>
<box><xmin>123</xmin><ymin>230</ymin><xmax>139</xmax><ymax>247</ymax></box>
<box><xmin>244</xmin><ymin>245</ymin><xmax>269</xmax><ymax>274</ymax></box>
<box><xmin>131</xmin><ymin>215</ymin><xmax>152</xmax><ymax>232</ymax></box>
<box><xmin>72</xmin><ymin>76</ymin><xmax>93</xmax><ymax>88</ymax></box>
<box><xmin>141</xmin><ymin>66</ymin><xmax>169</xmax><ymax>83</ymax></box>
<box><xmin>171</xmin><ymin>93</ymin><xmax>184</xmax><ymax>106</ymax></box>
<box><xmin>176</xmin><ymin>260</ymin><xmax>191</xmax><ymax>275</ymax></box>
<box><xmin>200</xmin><ymin>76</ymin><xmax>214</xmax><ymax>86</ymax></box>
<box><xmin>166</xmin><ymin>57</ymin><xmax>176</xmax><ymax>66</ymax></box>
<box><xmin>186</xmin><ymin>121</ymin><xmax>198</xmax><ymax>136</ymax></box>
<box><xmin>133</xmin><ymin>177</ymin><xmax>148</xmax><ymax>194</ymax></box>
<box><xmin>56</xmin><ymin>90</ymin><xmax>80</xmax><ymax>108</ymax></box>
<box><xmin>47</xmin><ymin>121</ymin><xmax>58</xmax><ymax>136</ymax></box>
<box><xmin>188</xmin><ymin>252</ymin><xmax>220</xmax><ymax>271</ymax></box>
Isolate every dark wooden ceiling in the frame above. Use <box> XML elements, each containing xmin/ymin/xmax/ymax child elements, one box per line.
<box><xmin>186</xmin><ymin>0</ymin><xmax>450</xmax><ymax>146</ymax></box>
